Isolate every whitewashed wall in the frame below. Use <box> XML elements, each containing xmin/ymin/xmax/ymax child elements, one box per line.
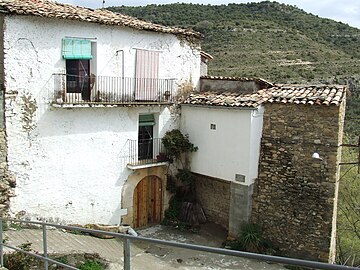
<box><xmin>180</xmin><ymin>105</ymin><xmax>263</xmax><ymax>185</ymax></box>
<box><xmin>6</xmin><ymin>103</ymin><xmax>176</xmax><ymax>224</ymax></box>
<box><xmin>3</xmin><ymin>16</ymin><xmax>200</xmax><ymax>96</ymax></box>
<box><xmin>2</xmin><ymin>15</ymin><xmax>194</xmax><ymax>224</ymax></box>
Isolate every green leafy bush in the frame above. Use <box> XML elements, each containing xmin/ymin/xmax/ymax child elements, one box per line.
<box><xmin>78</xmin><ymin>260</ymin><xmax>105</xmax><ymax>270</ymax></box>
<box><xmin>176</xmin><ymin>169</ymin><xmax>194</xmax><ymax>184</ymax></box>
<box><xmin>4</xmin><ymin>243</ymin><xmax>36</xmax><ymax>270</ymax></box>
<box><xmin>162</xmin><ymin>129</ymin><xmax>198</xmax><ymax>162</ymax></box>
<box><xmin>226</xmin><ymin>223</ymin><xmax>276</xmax><ymax>255</ymax></box>
<box><xmin>238</xmin><ymin>223</ymin><xmax>263</xmax><ymax>252</ymax></box>
<box><xmin>161</xmin><ymin>130</ymin><xmax>199</xmax><ymax>227</ymax></box>
<box><xmin>336</xmin><ymin>142</ymin><xmax>360</xmax><ymax>267</ymax></box>
<box><xmin>163</xmin><ymin>196</ymin><xmax>181</xmax><ymax>222</ymax></box>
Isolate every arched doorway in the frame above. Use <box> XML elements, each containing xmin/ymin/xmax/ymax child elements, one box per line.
<box><xmin>133</xmin><ymin>175</ymin><xmax>162</xmax><ymax>228</ymax></box>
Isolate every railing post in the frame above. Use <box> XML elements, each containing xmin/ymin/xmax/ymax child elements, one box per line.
<box><xmin>123</xmin><ymin>238</ymin><xmax>130</xmax><ymax>270</ymax></box>
<box><xmin>0</xmin><ymin>219</ymin><xmax>3</xmax><ymax>267</ymax></box>
<box><xmin>42</xmin><ymin>224</ymin><xmax>48</xmax><ymax>270</ymax></box>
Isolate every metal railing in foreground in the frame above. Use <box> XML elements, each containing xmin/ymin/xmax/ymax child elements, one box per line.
<box><xmin>0</xmin><ymin>218</ymin><xmax>357</xmax><ymax>270</ymax></box>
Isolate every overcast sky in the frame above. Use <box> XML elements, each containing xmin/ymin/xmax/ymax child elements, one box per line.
<box><xmin>57</xmin><ymin>0</ymin><xmax>360</xmax><ymax>29</ymax></box>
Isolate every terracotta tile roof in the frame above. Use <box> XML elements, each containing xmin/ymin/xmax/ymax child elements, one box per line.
<box><xmin>0</xmin><ymin>0</ymin><xmax>201</xmax><ymax>39</ymax></box>
<box><xmin>266</xmin><ymin>85</ymin><xmax>346</xmax><ymax>106</ymax></box>
<box><xmin>182</xmin><ymin>85</ymin><xmax>346</xmax><ymax>108</ymax></box>
<box><xmin>201</xmin><ymin>75</ymin><xmax>274</xmax><ymax>87</ymax></box>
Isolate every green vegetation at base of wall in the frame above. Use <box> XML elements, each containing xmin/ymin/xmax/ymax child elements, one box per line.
<box><xmin>224</xmin><ymin>223</ymin><xmax>276</xmax><ymax>255</ymax></box>
<box><xmin>4</xmin><ymin>247</ymin><xmax>107</xmax><ymax>270</ymax></box>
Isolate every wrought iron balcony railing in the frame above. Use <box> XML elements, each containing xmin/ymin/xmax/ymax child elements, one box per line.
<box><xmin>127</xmin><ymin>138</ymin><xmax>169</xmax><ymax>167</ymax></box>
<box><xmin>53</xmin><ymin>74</ymin><xmax>175</xmax><ymax>105</ymax></box>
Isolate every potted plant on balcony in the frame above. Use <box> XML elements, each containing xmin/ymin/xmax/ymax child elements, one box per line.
<box><xmin>55</xmin><ymin>89</ymin><xmax>64</xmax><ymax>103</ymax></box>
<box><xmin>164</xmin><ymin>90</ymin><xmax>171</xmax><ymax>101</ymax></box>
<box><xmin>156</xmin><ymin>152</ymin><xmax>169</xmax><ymax>162</ymax></box>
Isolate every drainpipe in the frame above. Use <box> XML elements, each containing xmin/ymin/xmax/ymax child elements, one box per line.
<box><xmin>116</xmin><ymin>50</ymin><xmax>125</xmax><ymax>91</ymax></box>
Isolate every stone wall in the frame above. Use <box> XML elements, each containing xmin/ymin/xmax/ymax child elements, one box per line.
<box><xmin>0</xmin><ymin>129</ymin><xmax>13</xmax><ymax>217</ymax></box>
<box><xmin>251</xmin><ymin>102</ymin><xmax>345</xmax><ymax>262</ymax></box>
<box><xmin>0</xmin><ymin>94</ymin><xmax>15</xmax><ymax>217</ymax></box>
<box><xmin>0</xmin><ymin>14</ymin><xmax>14</xmax><ymax>217</ymax></box>
<box><xmin>194</xmin><ymin>173</ymin><xmax>230</xmax><ymax>229</ymax></box>
<box><xmin>200</xmin><ymin>78</ymin><xmax>268</xmax><ymax>94</ymax></box>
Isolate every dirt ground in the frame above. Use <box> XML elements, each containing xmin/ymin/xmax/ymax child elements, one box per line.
<box><xmin>129</xmin><ymin>223</ymin><xmax>287</xmax><ymax>270</ymax></box>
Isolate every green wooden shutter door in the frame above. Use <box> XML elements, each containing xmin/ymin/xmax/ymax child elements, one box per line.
<box><xmin>139</xmin><ymin>114</ymin><xmax>155</xmax><ymax>126</ymax></box>
<box><xmin>62</xmin><ymin>38</ymin><xmax>92</xmax><ymax>60</ymax></box>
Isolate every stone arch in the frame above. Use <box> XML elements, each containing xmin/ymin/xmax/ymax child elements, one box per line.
<box><xmin>121</xmin><ymin>166</ymin><xmax>169</xmax><ymax>227</ymax></box>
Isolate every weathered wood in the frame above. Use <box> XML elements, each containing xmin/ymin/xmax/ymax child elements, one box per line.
<box><xmin>134</xmin><ymin>176</ymin><xmax>162</xmax><ymax>228</ymax></box>
<box><xmin>179</xmin><ymin>202</ymin><xmax>207</xmax><ymax>225</ymax></box>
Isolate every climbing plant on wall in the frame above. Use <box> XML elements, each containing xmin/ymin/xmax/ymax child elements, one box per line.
<box><xmin>161</xmin><ymin>129</ymin><xmax>204</xmax><ymax>228</ymax></box>
<box><xmin>162</xmin><ymin>129</ymin><xmax>198</xmax><ymax>165</ymax></box>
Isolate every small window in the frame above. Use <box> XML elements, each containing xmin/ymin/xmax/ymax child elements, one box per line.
<box><xmin>210</xmin><ymin>124</ymin><xmax>216</xmax><ymax>130</ymax></box>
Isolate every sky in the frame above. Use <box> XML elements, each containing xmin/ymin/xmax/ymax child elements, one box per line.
<box><xmin>56</xmin><ymin>0</ymin><xmax>360</xmax><ymax>30</ymax></box>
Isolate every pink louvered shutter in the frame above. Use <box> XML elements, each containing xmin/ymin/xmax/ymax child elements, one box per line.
<box><xmin>135</xmin><ymin>49</ymin><xmax>159</xmax><ymax>101</ymax></box>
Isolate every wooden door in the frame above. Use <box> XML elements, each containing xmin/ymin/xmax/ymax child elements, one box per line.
<box><xmin>133</xmin><ymin>176</ymin><xmax>162</xmax><ymax>228</ymax></box>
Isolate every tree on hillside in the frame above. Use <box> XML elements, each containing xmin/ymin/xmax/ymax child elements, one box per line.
<box><xmin>336</xmin><ymin>144</ymin><xmax>360</xmax><ymax>266</ymax></box>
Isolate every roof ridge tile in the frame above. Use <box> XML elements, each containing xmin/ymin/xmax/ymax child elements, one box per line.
<box><xmin>0</xmin><ymin>0</ymin><xmax>201</xmax><ymax>39</ymax></box>
<box><xmin>182</xmin><ymin>84</ymin><xmax>346</xmax><ymax>108</ymax></box>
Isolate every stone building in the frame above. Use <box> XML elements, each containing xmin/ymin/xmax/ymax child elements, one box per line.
<box><xmin>182</xmin><ymin>81</ymin><xmax>346</xmax><ymax>263</ymax></box>
<box><xmin>0</xmin><ymin>0</ymin><xmax>201</xmax><ymax>226</ymax></box>
<box><xmin>251</xmin><ymin>85</ymin><xmax>346</xmax><ymax>262</ymax></box>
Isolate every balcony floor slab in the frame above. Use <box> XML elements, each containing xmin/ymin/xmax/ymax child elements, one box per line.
<box><xmin>127</xmin><ymin>161</ymin><xmax>169</xmax><ymax>170</ymax></box>
<box><xmin>51</xmin><ymin>102</ymin><xmax>173</xmax><ymax>108</ymax></box>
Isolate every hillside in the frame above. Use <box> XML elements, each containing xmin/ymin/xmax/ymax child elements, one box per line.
<box><xmin>108</xmin><ymin>1</ymin><xmax>360</xmax><ymax>134</ymax></box>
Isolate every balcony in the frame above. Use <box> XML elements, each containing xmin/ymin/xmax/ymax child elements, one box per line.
<box><xmin>52</xmin><ymin>74</ymin><xmax>175</xmax><ymax>106</ymax></box>
<box><xmin>127</xmin><ymin>138</ymin><xmax>170</xmax><ymax>169</ymax></box>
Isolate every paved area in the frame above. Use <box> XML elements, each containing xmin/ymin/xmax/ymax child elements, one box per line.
<box><xmin>3</xmin><ymin>223</ymin><xmax>287</xmax><ymax>269</ymax></box>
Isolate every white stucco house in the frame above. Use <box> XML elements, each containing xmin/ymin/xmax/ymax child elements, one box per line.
<box><xmin>180</xmin><ymin>78</ymin><xmax>346</xmax><ymax>263</ymax></box>
<box><xmin>0</xmin><ymin>0</ymin><xmax>202</xmax><ymax>227</ymax></box>
<box><xmin>180</xmin><ymin>76</ymin><xmax>273</xmax><ymax>235</ymax></box>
